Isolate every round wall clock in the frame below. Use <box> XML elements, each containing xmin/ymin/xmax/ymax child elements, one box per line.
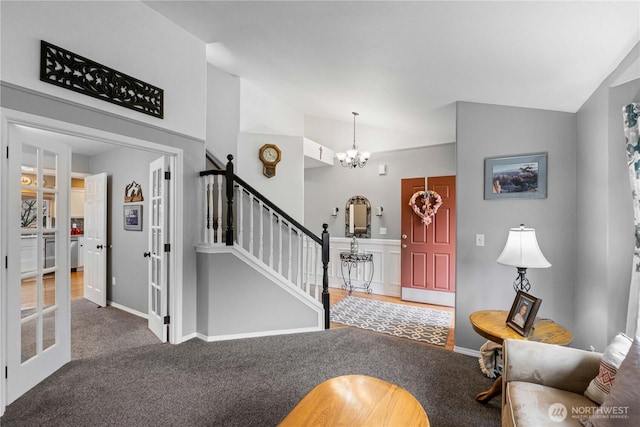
<box><xmin>259</xmin><ymin>144</ymin><xmax>282</xmax><ymax>178</ymax></box>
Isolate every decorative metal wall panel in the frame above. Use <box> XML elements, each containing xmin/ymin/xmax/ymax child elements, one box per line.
<box><xmin>40</xmin><ymin>40</ymin><xmax>164</xmax><ymax>119</ymax></box>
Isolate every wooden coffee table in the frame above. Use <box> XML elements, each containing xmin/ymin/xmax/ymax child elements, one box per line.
<box><xmin>469</xmin><ymin>310</ymin><xmax>572</xmax><ymax>403</ymax></box>
<box><xmin>279</xmin><ymin>374</ymin><xmax>429</xmax><ymax>426</ymax></box>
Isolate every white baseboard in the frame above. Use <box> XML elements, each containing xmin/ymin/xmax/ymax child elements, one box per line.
<box><xmin>107</xmin><ymin>301</ymin><xmax>148</xmax><ymax>319</ymax></box>
<box><xmin>454</xmin><ymin>346</ymin><xmax>481</xmax><ymax>358</ymax></box>
<box><xmin>196</xmin><ymin>326</ymin><xmax>323</xmax><ymax>343</ymax></box>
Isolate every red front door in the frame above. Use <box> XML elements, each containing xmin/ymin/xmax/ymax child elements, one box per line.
<box><xmin>401</xmin><ymin>176</ymin><xmax>456</xmax><ymax>306</ymax></box>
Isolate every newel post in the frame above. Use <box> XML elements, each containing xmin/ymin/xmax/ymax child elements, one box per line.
<box><xmin>225</xmin><ymin>154</ymin><xmax>234</xmax><ymax>246</ymax></box>
<box><xmin>321</xmin><ymin>223</ymin><xmax>330</xmax><ymax>329</ymax></box>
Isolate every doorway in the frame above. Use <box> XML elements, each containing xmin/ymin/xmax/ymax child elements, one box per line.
<box><xmin>1</xmin><ymin>109</ymin><xmax>183</xmax><ymax>408</ymax></box>
<box><xmin>401</xmin><ymin>176</ymin><xmax>456</xmax><ymax>307</ymax></box>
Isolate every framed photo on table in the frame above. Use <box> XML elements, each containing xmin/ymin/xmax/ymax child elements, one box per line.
<box><xmin>123</xmin><ymin>204</ymin><xmax>143</xmax><ymax>231</ymax></box>
<box><xmin>484</xmin><ymin>153</ymin><xmax>547</xmax><ymax>200</ymax></box>
<box><xmin>506</xmin><ymin>291</ymin><xmax>541</xmax><ymax>337</ymax></box>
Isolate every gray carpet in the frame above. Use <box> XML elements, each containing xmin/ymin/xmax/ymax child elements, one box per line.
<box><xmin>1</xmin><ymin>299</ymin><xmax>501</xmax><ymax>426</ymax></box>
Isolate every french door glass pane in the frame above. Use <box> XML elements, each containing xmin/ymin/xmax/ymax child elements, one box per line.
<box><xmin>43</xmin><ymin>272</ymin><xmax>56</xmax><ymax>310</ymax></box>
<box><xmin>20</xmin><ymin>275</ymin><xmax>37</xmax><ymax>317</ymax></box>
<box><xmin>21</xmin><ymin>318</ymin><xmax>37</xmax><ymax>363</ymax></box>
<box><xmin>43</xmin><ymin>310</ymin><xmax>56</xmax><ymax>351</ymax></box>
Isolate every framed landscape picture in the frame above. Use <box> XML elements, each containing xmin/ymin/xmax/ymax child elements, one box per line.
<box><xmin>123</xmin><ymin>204</ymin><xmax>143</xmax><ymax>231</ymax></box>
<box><xmin>484</xmin><ymin>153</ymin><xmax>548</xmax><ymax>200</ymax></box>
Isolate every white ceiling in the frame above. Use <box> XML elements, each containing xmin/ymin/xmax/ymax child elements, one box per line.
<box><xmin>144</xmin><ymin>0</ymin><xmax>640</xmax><ymax>149</ymax></box>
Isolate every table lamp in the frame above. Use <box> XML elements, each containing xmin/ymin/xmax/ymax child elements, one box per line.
<box><xmin>497</xmin><ymin>224</ymin><xmax>551</xmax><ymax>293</ymax></box>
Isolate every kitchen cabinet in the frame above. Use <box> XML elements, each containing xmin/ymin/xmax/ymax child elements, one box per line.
<box><xmin>70</xmin><ymin>188</ymin><xmax>84</xmax><ymax>218</ymax></box>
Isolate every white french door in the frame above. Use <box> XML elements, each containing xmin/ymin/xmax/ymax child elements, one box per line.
<box><xmin>83</xmin><ymin>173</ymin><xmax>107</xmax><ymax>307</ymax></box>
<box><xmin>147</xmin><ymin>157</ymin><xmax>169</xmax><ymax>342</ymax></box>
<box><xmin>6</xmin><ymin>124</ymin><xmax>71</xmax><ymax>403</ymax></box>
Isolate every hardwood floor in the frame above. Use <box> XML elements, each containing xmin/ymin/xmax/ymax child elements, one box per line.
<box><xmin>330</xmin><ymin>288</ymin><xmax>455</xmax><ymax>351</ymax></box>
<box><xmin>20</xmin><ymin>271</ymin><xmax>84</xmax><ymax>310</ymax></box>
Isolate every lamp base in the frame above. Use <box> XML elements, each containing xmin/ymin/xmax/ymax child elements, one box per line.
<box><xmin>513</xmin><ymin>268</ymin><xmax>531</xmax><ymax>293</ymax></box>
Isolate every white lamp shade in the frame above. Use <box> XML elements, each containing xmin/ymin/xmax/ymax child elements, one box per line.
<box><xmin>336</xmin><ymin>152</ymin><xmax>347</xmax><ymax>161</ymax></box>
<box><xmin>497</xmin><ymin>225</ymin><xmax>551</xmax><ymax>269</ymax></box>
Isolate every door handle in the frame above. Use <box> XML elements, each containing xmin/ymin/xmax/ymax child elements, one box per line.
<box><xmin>401</xmin><ymin>234</ymin><xmax>407</xmax><ymax>239</ymax></box>
<box><xmin>401</xmin><ymin>244</ymin><xmax>407</xmax><ymax>249</ymax></box>
<box><xmin>96</xmin><ymin>244</ymin><xmax>104</xmax><ymax>249</ymax></box>
<box><xmin>143</xmin><ymin>252</ymin><xmax>151</xmax><ymax>258</ymax></box>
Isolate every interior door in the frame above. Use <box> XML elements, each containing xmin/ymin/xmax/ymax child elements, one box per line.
<box><xmin>148</xmin><ymin>157</ymin><xmax>169</xmax><ymax>342</ymax></box>
<box><xmin>83</xmin><ymin>173</ymin><xmax>107</xmax><ymax>307</ymax></box>
<box><xmin>401</xmin><ymin>176</ymin><xmax>456</xmax><ymax>306</ymax></box>
<box><xmin>6</xmin><ymin>124</ymin><xmax>71</xmax><ymax>403</ymax></box>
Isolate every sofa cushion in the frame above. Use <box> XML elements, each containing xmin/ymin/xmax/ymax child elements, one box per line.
<box><xmin>583</xmin><ymin>336</ymin><xmax>640</xmax><ymax>427</ymax></box>
<box><xmin>505</xmin><ymin>381</ymin><xmax>596</xmax><ymax>426</ymax></box>
<box><xmin>584</xmin><ymin>333</ymin><xmax>632</xmax><ymax>404</ymax></box>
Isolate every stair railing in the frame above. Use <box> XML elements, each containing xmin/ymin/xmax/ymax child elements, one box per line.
<box><xmin>200</xmin><ymin>155</ymin><xmax>330</xmax><ymax>327</ymax></box>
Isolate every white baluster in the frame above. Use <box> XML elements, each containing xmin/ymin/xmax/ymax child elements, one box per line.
<box><xmin>298</xmin><ymin>231</ymin><xmax>303</xmax><ymax>290</ymax></box>
<box><xmin>249</xmin><ymin>195</ymin><xmax>254</xmax><ymax>256</ymax></box>
<box><xmin>278</xmin><ymin>215</ymin><xmax>283</xmax><ymax>275</ymax></box>
<box><xmin>269</xmin><ymin>209</ymin><xmax>274</xmax><ymax>268</ymax></box>
<box><xmin>314</xmin><ymin>242</ymin><xmax>319</xmax><ymax>300</ymax></box>
<box><xmin>216</xmin><ymin>175</ymin><xmax>223</xmax><ymax>244</ymax></box>
<box><xmin>237</xmin><ymin>185</ymin><xmax>243</xmax><ymax>248</ymax></box>
<box><xmin>258</xmin><ymin>201</ymin><xmax>264</xmax><ymax>262</ymax></box>
<box><xmin>209</xmin><ymin>176</ymin><xmax>216</xmax><ymax>244</ymax></box>
<box><xmin>203</xmin><ymin>176</ymin><xmax>211</xmax><ymax>244</ymax></box>
<box><xmin>287</xmin><ymin>225</ymin><xmax>292</xmax><ymax>281</ymax></box>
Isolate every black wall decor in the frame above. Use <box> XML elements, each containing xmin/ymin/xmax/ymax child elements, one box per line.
<box><xmin>40</xmin><ymin>40</ymin><xmax>164</xmax><ymax>119</ymax></box>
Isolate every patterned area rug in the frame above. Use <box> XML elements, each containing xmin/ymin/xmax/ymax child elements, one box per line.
<box><xmin>331</xmin><ymin>296</ymin><xmax>452</xmax><ymax>346</ymax></box>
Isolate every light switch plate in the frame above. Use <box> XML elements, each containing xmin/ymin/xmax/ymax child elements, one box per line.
<box><xmin>380</xmin><ymin>227</ymin><xmax>387</xmax><ymax>235</ymax></box>
<box><xmin>475</xmin><ymin>234</ymin><xmax>485</xmax><ymax>246</ymax></box>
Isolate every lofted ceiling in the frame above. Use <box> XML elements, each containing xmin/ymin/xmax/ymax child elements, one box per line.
<box><xmin>144</xmin><ymin>1</ymin><xmax>640</xmax><ymax>150</ymax></box>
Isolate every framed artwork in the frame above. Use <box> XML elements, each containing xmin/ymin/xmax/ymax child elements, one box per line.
<box><xmin>484</xmin><ymin>153</ymin><xmax>547</xmax><ymax>200</ymax></box>
<box><xmin>506</xmin><ymin>291</ymin><xmax>542</xmax><ymax>337</ymax></box>
<box><xmin>123</xmin><ymin>204</ymin><xmax>143</xmax><ymax>231</ymax></box>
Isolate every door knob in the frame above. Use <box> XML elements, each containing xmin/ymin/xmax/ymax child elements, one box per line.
<box><xmin>96</xmin><ymin>244</ymin><xmax>104</xmax><ymax>249</ymax></box>
<box><xmin>401</xmin><ymin>244</ymin><xmax>407</xmax><ymax>249</ymax></box>
<box><xmin>143</xmin><ymin>252</ymin><xmax>151</xmax><ymax>258</ymax></box>
<box><xmin>401</xmin><ymin>234</ymin><xmax>407</xmax><ymax>239</ymax></box>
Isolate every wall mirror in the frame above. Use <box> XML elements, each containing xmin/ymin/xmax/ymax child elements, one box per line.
<box><xmin>345</xmin><ymin>195</ymin><xmax>371</xmax><ymax>238</ymax></box>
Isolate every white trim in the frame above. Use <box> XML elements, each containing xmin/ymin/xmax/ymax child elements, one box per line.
<box><xmin>401</xmin><ymin>287</ymin><xmax>455</xmax><ymax>307</ymax></box>
<box><xmin>108</xmin><ymin>301</ymin><xmax>148</xmax><ymax>319</ymax></box>
<box><xmin>0</xmin><ymin>108</ymin><xmax>185</xmax><ymax>413</ymax></box>
<box><xmin>196</xmin><ymin>326</ymin><xmax>323</xmax><ymax>343</ymax></box>
<box><xmin>453</xmin><ymin>346</ymin><xmax>481</xmax><ymax>358</ymax></box>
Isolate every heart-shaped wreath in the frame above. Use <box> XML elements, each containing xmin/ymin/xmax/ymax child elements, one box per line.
<box><xmin>409</xmin><ymin>190</ymin><xmax>443</xmax><ymax>226</ymax></box>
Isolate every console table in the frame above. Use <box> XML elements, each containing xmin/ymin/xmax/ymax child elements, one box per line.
<box><xmin>469</xmin><ymin>310</ymin><xmax>572</xmax><ymax>403</ymax></box>
<box><xmin>339</xmin><ymin>252</ymin><xmax>374</xmax><ymax>295</ymax></box>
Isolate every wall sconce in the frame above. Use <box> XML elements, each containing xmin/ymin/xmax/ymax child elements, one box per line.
<box><xmin>376</xmin><ymin>206</ymin><xmax>383</xmax><ymax>216</ymax></box>
<box><xmin>331</xmin><ymin>207</ymin><xmax>339</xmax><ymax>217</ymax></box>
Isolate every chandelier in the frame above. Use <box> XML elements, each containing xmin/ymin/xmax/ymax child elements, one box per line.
<box><xmin>336</xmin><ymin>112</ymin><xmax>370</xmax><ymax>168</ymax></box>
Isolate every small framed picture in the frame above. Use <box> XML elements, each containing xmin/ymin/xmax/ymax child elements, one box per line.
<box><xmin>506</xmin><ymin>291</ymin><xmax>542</xmax><ymax>336</ymax></box>
<box><xmin>484</xmin><ymin>153</ymin><xmax>547</xmax><ymax>200</ymax></box>
<box><xmin>123</xmin><ymin>204</ymin><xmax>143</xmax><ymax>231</ymax></box>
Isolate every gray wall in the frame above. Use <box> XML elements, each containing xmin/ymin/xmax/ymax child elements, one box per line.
<box><xmin>90</xmin><ymin>146</ymin><xmax>161</xmax><ymax>314</ymax></box>
<box><xmin>197</xmin><ymin>252</ymin><xmax>319</xmax><ymax>336</ymax></box>
<box><xmin>304</xmin><ymin>144</ymin><xmax>456</xmax><ymax>240</ymax></box>
<box><xmin>575</xmin><ymin>42</ymin><xmax>640</xmax><ymax>350</ymax></box>
<box><xmin>456</xmin><ymin>102</ymin><xmax>578</xmax><ymax>351</ymax></box>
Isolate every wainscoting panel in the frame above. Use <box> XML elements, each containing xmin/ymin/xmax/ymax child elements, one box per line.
<box><xmin>328</xmin><ymin>238</ymin><xmax>401</xmax><ymax>297</ymax></box>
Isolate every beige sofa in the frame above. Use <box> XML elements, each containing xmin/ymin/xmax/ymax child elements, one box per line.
<box><xmin>502</xmin><ymin>339</ymin><xmax>602</xmax><ymax>427</ymax></box>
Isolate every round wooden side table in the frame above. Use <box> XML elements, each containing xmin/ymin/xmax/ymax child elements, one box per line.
<box><xmin>469</xmin><ymin>310</ymin><xmax>572</xmax><ymax>403</ymax></box>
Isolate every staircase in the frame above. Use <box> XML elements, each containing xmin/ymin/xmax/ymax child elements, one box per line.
<box><xmin>196</xmin><ymin>155</ymin><xmax>330</xmax><ymax>340</ymax></box>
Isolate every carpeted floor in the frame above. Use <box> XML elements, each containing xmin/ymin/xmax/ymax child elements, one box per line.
<box><xmin>1</xmin><ymin>299</ymin><xmax>500</xmax><ymax>427</ymax></box>
<box><xmin>331</xmin><ymin>296</ymin><xmax>453</xmax><ymax>346</ymax></box>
